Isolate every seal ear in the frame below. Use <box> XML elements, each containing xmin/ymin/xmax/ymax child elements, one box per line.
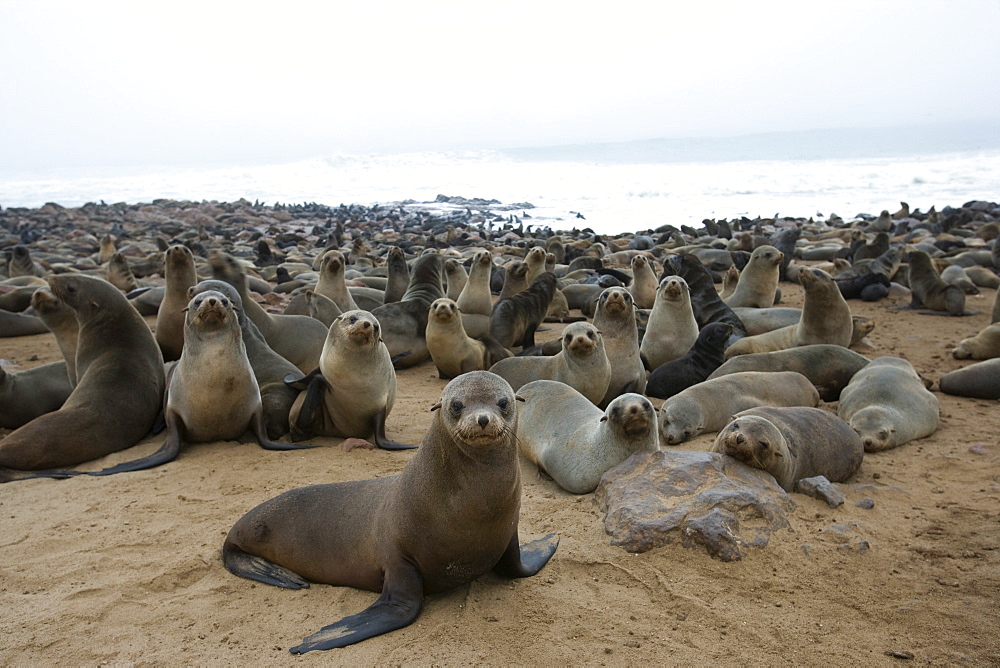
<box><xmin>429</xmin><ymin>401</ymin><xmax>442</xmax><ymax>412</ymax></box>
<box><xmin>515</xmin><ymin>395</ymin><xmax>525</xmax><ymax>402</ymax></box>
<box><xmin>599</xmin><ymin>416</ymin><xmax>608</xmax><ymax>422</ymax></box>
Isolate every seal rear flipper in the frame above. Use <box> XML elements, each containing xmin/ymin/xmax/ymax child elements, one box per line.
<box><xmin>249</xmin><ymin>410</ymin><xmax>316</xmax><ymax>451</ymax></box>
<box><xmin>0</xmin><ymin>466</ymin><xmax>81</xmax><ymax>483</ymax></box>
<box><xmin>87</xmin><ymin>421</ymin><xmax>183</xmax><ymax>476</ymax></box>
<box><xmin>150</xmin><ymin>410</ymin><xmax>167</xmax><ymax>435</ymax></box>
<box><xmin>222</xmin><ymin>541</ymin><xmax>309</xmax><ymax>589</ymax></box>
<box><xmin>373</xmin><ymin>409</ymin><xmax>417</xmax><ymax>450</ymax></box>
<box><xmin>283</xmin><ymin>368</ymin><xmax>320</xmax><ymax>391</ymax></box>
<box><xmin>289</xmin><ymin>562</ymin><xmax>424</xmax><ymax>653</ymax></box>
<box><xmin>493</xmin><ymin>531</ymin><xmax>559</xmax><ymax>578</ymax></box>
<box><xmin>390</xmin><ymin>350</ymin><xmax>412</xmax><ymax>365</ymax></box>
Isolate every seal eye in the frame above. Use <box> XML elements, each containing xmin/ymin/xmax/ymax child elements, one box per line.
<box><xmin>349</xmin><ymin>315</ymin><xmax>357</xmax><ymax>324</ymax></box>
<box><xmin>564</xmin><ymin>333</ymin><xmax>572</xmax><ymax>343</ymax></box>
<box><xmin>497</xmin><ymin>398</ymin><xmax>509</xmax><ymax>411</ymax></box>
<box><xmin>758</xmin><ymin>440</ymin><xmax>769</xmax><ymax>450</ymax></box>
<box><xmin>450</xmin><ymin>400</ymin><xmax>464</xmax><ymax>415</ymax></box>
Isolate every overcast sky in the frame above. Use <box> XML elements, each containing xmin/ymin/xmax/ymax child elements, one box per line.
<box><xmin>2</xmin><ymin>0</ymin><xmax>999</xmax><ymax>172</ymax></box>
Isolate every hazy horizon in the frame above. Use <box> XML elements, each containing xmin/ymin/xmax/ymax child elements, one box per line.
<box><xmin>3</xmin><ymin>1</ymin><xmax>1000</xmax><ymax>175</ymax></box>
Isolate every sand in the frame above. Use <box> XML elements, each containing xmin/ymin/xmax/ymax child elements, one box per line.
<box><xmin>1</xmin><ymin>279</ymin><xmax>998</xmax><ymax>665</ymax></box>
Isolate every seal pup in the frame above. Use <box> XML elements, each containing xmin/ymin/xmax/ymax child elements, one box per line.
<box><xmin>188</xmin><ymin>280</ymin><xmax>300</xmax><ymax>440</ymax></box>
<box><xmin>288</xmin><ymin>310</ymin><xmax>412</xmax><ymax>449</ymax></box>
<box><xmin>592</xmin><ymin>287</ymin><xmax>646</xmax><ymax>408</ymax></box>
<box><xmin>426</xmin><ymin>298</ymin><xmax>509</xmax><ymax>379</ymax></box>
<box><xmin>724</xmin><ymin>267</ymin><xmax>852</xmax><ymax>358</ymax></box>
<box><xmin>222</xmin><ymin>371</ymin><xmax>558</xmax><ymax>652</ymax></box>
<box><xmin>0</xmin><ymin>275</ymin><xmax>165</xmax><ymax>482</ymax></box>
<box><xmin>628</xmin><ymin>254</ymin><xmax>658</xmax><ymax>309</ymax></box>
<box><xmin>837</xmin><ymin>356</ymin><xmax>940</xmax><ymax>452</ymax></box>
<box><xmin>723</xmin><ymin>245</ymin><xmax>782</xmax><ymax>308</ymax></box>
<box><xmin>30</xmin><ymin>287</ymin><xmax>80</xmax><ymax>386</ymax></box>
<box><xmin>938</xmin><ymin>358</ymin><xmax>1000</xmax><ymax>400</ymax></box>
<box><xmin>905</xmin><ymin>250</ymin><xmax>966</xmax><ymax>316</ymax></box>
<box><xmin>84</xmin><ymin>290</ymin><xmax>311</xmax><ymax>475</ymax></box>
<box><xmin>456</xmin><ymin>249</ymin><xmax>494</xmax><ymax>317</ymax></box>
<box><xmin>209</xmin><ymin>251</ymin><xmax>326</xmax><ymax>373</ymax></box>
<box><xmin>489</xmin><ymin>321</ymin><xmax>611</xmax><ymax>403</ymax></box>
<box><xmin>314</xmin><ymin>250</ymin><xmax>360</xmax><ymax>313</ymax></box>
<box><xmin>516</xmin><ymin>380</ymin><xmax>659</xmax><ymax>494</ymax></box>
<box><xmin>371</xmin><ymin>253</ymin><xmax>445</xmax><ymax>368</ymax></box>
<box><xmin>660</xmin><ymin>253</ymin><xmax>746</xmax><ymax>348</ymax></box>
<box><xmin>640</xmin><ymin>276</ymin><xmax>699</xmax><ymax>369</ymax></box>
<box><xmin>155</xmin><ymin>244</ymin><xmax>198</xmax><ymax>361</ymax></box>
<box><xmin>708</xmin><ymin>344</ymin><xmax>870</xmax><ymax>402</ymax></box>
<box><xmin>0</xmin><ymin>362</ymin><xmax>74</xmax><ymax>429</ymax></box>
<box><xmin>490</xmin><ymin>272</ymin><xmax>557</xmax><ymax>350</ymax></box>
<box><xmin>713</xmin><ymin>407</ymin><xmax>864</xmax><ymax>492</ymax></box>
<box><xmin>645</xmin><ymin>322</ymin><xmax>733</xmax><ymax>399</ymax></box>
<box><xmin>658</xmin><ymin>370</ymin><xmax>819</xmax><ymax>445</ymax></box>
<box><xmin>952</xmin><ymin>322</ymin><xmax>1000</xmax><ymax>360</ymax></box>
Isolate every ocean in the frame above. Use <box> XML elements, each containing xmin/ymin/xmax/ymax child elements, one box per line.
<box><xmin>2</xmin><ymin>126</ymin><xmax>998</xmax><ymax>235</ymax></box>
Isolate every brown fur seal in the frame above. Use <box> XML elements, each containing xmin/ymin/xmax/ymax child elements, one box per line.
<box><xmin>7</xmin><ymin>245</ymin><xmax>45</xmax><ymax>277</ymax></box>
<box><xmin>490</xmin><ymin>272</ymin><xmax>557</xmax><ymax>350</ymax></box>
<box><xmin>288</xmin><ymin>310</ymin><xmax>411</xmax><ymax>449</ymax></box>
<box><xmin>524</xmin><ymin>246</ymin><xmax>548</xmax><ymax>286</ymax></box>
<box><xmin>456</xmin><ymin>249</ymin><xmax>494</xmax><ymax>317</ymax></box>
<box><xmin>640</xmin><ymin>275</ymin><xmax>699</xmax><ymax>369</ymax></box>
<box><xmin>383</xmin><ymin>246</ymin><xmax>410</xmax><ymax>304</ymax></box>
<box><xmin>210</xmin><ymin>252</ymin><xmax>326</xmax><ymax>373</ymax></box>
<box><xmin>371</xmin><ymin>253</ymin><xmax>445</xmax><ymax>368</ymax></box>
<box><xmin>837</xmin><ymin>356</ymin><xmax>940</xmax><ymax>452</ymax></box>
<box><xmin>0</xmin><ymin>275</ymin><xmax>165</xmax><ymax>482</ymax></box>
<box><xmin>516</xmin><ymin>380</ymin><xmax>659</xmax><ymax>493</ymax></box>
<box><xmin>498</xmin><ymin>262</ymin><xmax>529</xmax><ymax>300</ymax></box>
<box><xmin>489</xmin><ymin>321</ymin><xmax>611</xmax><ymax>403</ymax></box>
<box><xmin>940</xmin><ymin>265</ymin><xmax>980</xmax><ymax>295</ymax></box>
<box><xmin>658</xmin><ymin>370</ymin><xmax>819</xmax><ymax>445</ymax></box>
<box><xmin>993</xmin><ymin>289</ymin><xmax>1000</xmax><ymax>324</ymax></box>
<box><xmin>628</xmin><ymin>255</ymin><xmax>658</xmax><ymax>309</ymax></box>
<box><xmin>713</xmin><ymin>406</ymin><xmax>863</xmax><ymax>492</ymax></box>
<box><xmin>952</xmin><ymin>322</ymin><xmax>1000</xmax><ymax>360</ymax></box>
<box><xmin>84</xmin><ymin>290</ymin><xmax>311</xmax><ymax>475</ymax></box>
<box><xmin>645</xmin><ymin>322</ymin><xmax>733</xmax><ymax>399</ymax></box>
<box><xmin>0</xmin><ymin>309</ymin><xmax>49</xmax><ymax>337</ymax></box>
<box><xmin>426</xmin><ymin>298</ymin><xmax>509</xmax><ymax>379</ymax></box>
<box><xmin>724</xmin><ymin>267</ymin><xmax>852</xmax><ymax>358</ymax></box>
<box><xmin>155</xmin><ymin>244</ymin><xmax>198</xmax><ymax>361</ymax></box>
<box><xmin>30</xmin><ymin>288</ymin><xmax>80</xmax><ymax>386</ymax></box>
<box><xmin>592</xmin><ymin>287</ymin><xmax>646</xmax><ymax>408</ymax></box>
<box><xmin>105</xmin><ymin>252</ymin><xmax>140</xmax><ymax>292</ymax></box>
<box><xmin>723</xmin><ymin>245</ymin><xmax>782</xmax><ymax>308</ymax></box>
<box><xmin>222</xmin><ymin>371</ymin><xmax>558</xmax><ymax>652</ymax></box>
<box><xmin>188</xmin><ymin>280</ymin><xmax>300</xmax><ymax>440</ymax></box>
<box><xmin>304</xmin><ymin>289</ymin><xmax>343</xmax><ymax>326</ymax></box>
<box><xmin>938</xmin><ymin>358</ymin><xmax>1000</xmax><ymax>399</ymax></box>
<box><xmin>0</xmin><ymin>362</ymin><xmax>73</xmax><ymax>429</ymax></box>
<box><xmin>314</xmin><ymin>250</ymin><xmax>360</xmax><ymax>312</ymax></box>
<box><xmin>444</xmin><ymin>258</ymin><xmax>468</xmax><ymax>300</ymax></box>
<box><xmin>906</xmin><ymin>250</ymin><xmax>966</xmax><ymax>316</ymax></box>
<box><xmin>708</xmin><ymin>344</ymin><xmax>870</xmax><ymax>402</ymax></box>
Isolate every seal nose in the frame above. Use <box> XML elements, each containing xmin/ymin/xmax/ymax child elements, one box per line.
<box><xmin>363</xmin><ymin>320</ymin><xmax>371</xmax><ymax>329</ymax></box>
<box><xmin>207</xmin><ymin>297</ymin><xmax>217</xmax><ymax>306</ymax></box>
<box><xmin>864</xmin><ymin>437</ymin><xmax>873</xmax><ymax>447</ymax></box>
<box><xmin>477</xmin><ymin>415</ymin><xmax>489</xmax><ymax>428</ymax></box>
<box><xmin>735</xmin><ymin>433</ymin><xmax>745</xmax><ymax>445</ymax></box>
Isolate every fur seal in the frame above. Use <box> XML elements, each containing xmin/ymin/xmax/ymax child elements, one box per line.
<box><xmin>489</xmin><ymin>321</ymin><xmax>611</xmax><ymax>403</ymax></box>
<box><xmin>188</xmin><ymin>280</ymin><xmax>300</xmax><ymax>440</ymax></box>
<box><xmin>30</xmin><ymin>288</ymin><xmax>80</xmax><ymax>385</ymax></box>
<box><xmin>383</xmin><ymin>246</ymin><xmax>409</xmax><ymax>304</ymax></box>
<box><xmin>524</xmin><ymin>247</ymin><xmax>548</xmax><ymax>286</ymax></box>
<box><xmin>426</xmin><ymin>298</ymin><xmax>509</xmax><ymax>379</ymax></box>
<box><xmin>837</xmin><ymin>356</ymin><xmax>940</xmax><ymax>452</ymax></box>
<box><xmin>84</xmin><ymin>290</ymin><xmax>311</xmax><ymax>475</ymax></box>
<box><xmin>724</xmin><ymin>267</ymin><xmax>852</xmax><ymax>358</ymax></box>
<box><xmin>906</xmin><ymin>250</ymin><xmax>966</xmax><ymax>316</ymax></box>
<box><xmin>0</xmin><ymin>309</ymin><xmax>49</xmax><ymax>337</ymax></box>
<box><xmin>723</xmin><ymin>245</ymin><xmax>782</xmax><ymax>308</ymax></box>
<box><xmin>640</xmin><ymin>276</ymin><xmax>699</xmax><ymax>369</ymax></box>
<box><xmin>210</xmin><ymin>251</ymin><xmax>326</xmax><ymax>373</ymax></box>
<box><xmin>952</xmin><ymin>322</ymin><xmax>1000</xmax><ymax>360</ymax></box>
<box><xmin>940</xmin><ymin>265</ymin><xmax>980</xmax><ymax>295</ymax></box>
<box><xmin>155</xmin><ymin>244</ymin><xmax>198</xmax><ymax>361</ymax></box>
<box><xmin>105</xmin><ymin>252</ymin><xmax>140</xmax><ymax>292</ymax></box>
<box><xmin>0</xmin><ymin>275</ymin><xmax>165</xmax><ymax>482</ymax></box>
<box><xmin>0</xmin><ymin>362</ymin><xmax>73</xmax><ymax>429</ymax></box>
<box><xmin>222</xmin><ymin>371</ymin><xmax>558</xmax><ymax>652</ymax></box>
<box><xmin>661</xmin><ymin>253</ymin><xmax>746</xmax><ymax>348</ymax></box>
<box><xmin>456</xmin><ymin>249</ymin><xmax>494</xmax><ymax>317</ymax></box>
<box><xmin>490</xmin><ymin>272</ymin><xmax>557</xmax><ymax>350</ymax></box>
<box><xmin>315</xmin><ymin>250</ymin><xmax>360</xmax><ymax>312</ymax></box>
<box><xmin>628</xmin><ymin>255</ymin><xmax>658</xmax><ymax>309</ymax></box>
<box><xmin>304</xmin><ymin>289</ymin><xmax>343</xmax><ymax>326</ymax></box>
<box><xmin>707</xmin><ymin>344</ymin><xmax>870</xmax><ymax>402</ymax></box>
<box><xmin>713</xmin><ymin>406</ymin><xmax>864</xmax><ymax>492</ymax></box>
<box><xmin>658</xmin><ymin>370</ymin><xmax>820</xmax><ymax>445</ymax></box>
<box><xmin>288</xmin><ymin>310</ymin><xmax>411</xmax><ymax>449</ymax></box>
<box><xmin>646</xmin><ymin>322</ymin><xmax>733</xmax><ymax>399</ymax></box>
<box><xmin>592</xmin><ymin>287</ymin><xmax>646</xmax><ymax>408</ymax></box>
<box><xmin>516</xmin><ymin>380</ymin><xmax>659</xmax><ymax>493</ymax></box>
<box><xmin>371</xmin><ymin>253</ymin><xmax>445</xmax><ymax>368</ymax></box>
<box><xmin>498</xmin><ymin>262</ymin><xmax>529</xmax><ymax>300</ymax></box>
<box><xmin>444</xmin><ymin>258</ymin><xmax>468</xmax><ymax>300</ymax></box>
<box><xmin>938</xmin><ymin>358</ymin><xmax>1000</xmax><ymax>399</ymax></box>
<box><xmin>6</xmin><ymin>245</ymin><xmax>45</xmax><ymax>277</ymax></box>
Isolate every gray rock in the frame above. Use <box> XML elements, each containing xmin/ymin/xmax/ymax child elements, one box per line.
<box><xmin>595</xmin><ymin>450</ymin><xmax>795</xmax><ymax>561</ymax></box>
<box><xmin>856</xmin><ymin>497</ymin><xmax>875</xmax><ymax>509</ymax></box>
<box><xmin>794</xmin><ymin>475</ymin><xmax>846</xmax><ymax>508</ymax></box>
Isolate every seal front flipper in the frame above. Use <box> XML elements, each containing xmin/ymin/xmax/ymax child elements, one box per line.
<box><xmin>373</xmin><ymin>409</ymin><xmax>416</xmax><ymax>450</ymax></box>
<box><xmin>86</xmin><ymin>415</ymin><xmax>183</xmax><ymax>476</ymax></box>
<box><xmin>493</xmin><ymin>531</ymin><xmax>559</xmax><ymax>578</ymax></box>
<box><xmin>289</xmin><ymin>561</ymin><xmax>424</xmax><ymax>653</ymax></box>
